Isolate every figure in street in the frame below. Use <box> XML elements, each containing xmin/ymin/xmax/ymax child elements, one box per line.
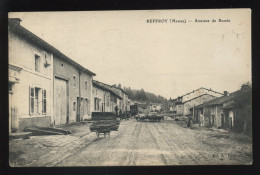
<box><xmin>115</xmin><ymin>106</ymin><xmax>119</xmax><ymax>116</ymax></box>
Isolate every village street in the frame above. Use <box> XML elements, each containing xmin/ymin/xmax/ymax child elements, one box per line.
<box><xmin>9</xmin><ymin>117</ymin><xmax>252</xmax><ymax>167</ymax></box>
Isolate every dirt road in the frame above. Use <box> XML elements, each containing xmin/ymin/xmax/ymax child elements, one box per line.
<box><xmin>9</xmin><ymin>118</ymin><xmax>252</xmax><ymax>166</ymax></box>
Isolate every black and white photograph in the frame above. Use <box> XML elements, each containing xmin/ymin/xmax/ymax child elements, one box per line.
<box><xmin>8</xmin><ymin>9</ymin><xmax>252</xmax><ymax>166</ymax></box>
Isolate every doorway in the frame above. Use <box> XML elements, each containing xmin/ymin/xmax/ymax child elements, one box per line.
<box><xmin>9</xmin><ymin>82</ymin><xmax>14</xmax><ymax>133</ymax></box>
<box><xmin>54</xmin><ymin>78</ymin><xmax>68</xmax><ymax>125</ymax></box>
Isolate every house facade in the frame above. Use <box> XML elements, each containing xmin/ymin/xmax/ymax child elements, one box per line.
<box><xmin>8</xmin><ymin>18</ymin><xmax>96</xmax><ymax>132</ymax></box>
<box><xmin>9</xmin><ymin>18</ymin><xmax>53</xmax><ymax>132</ymax></box>
<box><xmin>53</xmin><ymin>55</ymin><xmax>95</xmax><ymax>125</ymax></box>
<box><xmin>92</xmin><ymin>80</ymin><xmax>123</xmax><ymax>113</ymax></box>
<box><xmin>184</xmin><ymin>94</ymin><xmax>217</xmax><ymax>116</ymax></box>
<box><xmin>92</xmin><ymin>82</ymin><xmax>111</xmax><ymax>112</ymax></box>
<box><xmin>193</xmin><ymin>84</ymin><xmax>252</xmax><ymax>135</ymax></box>
<box><xmin>172</xmin><ymin>87</ymin><xmax>223</xmax><ymax>116</ymax></box>
<box><xmin>110</xmin><ymin>86</ymin><xmax>130</xmax><ymax>112</ymax></box>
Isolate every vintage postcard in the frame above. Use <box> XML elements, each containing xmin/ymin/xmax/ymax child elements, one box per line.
<box><xmin>8</xmin><ymin>9</ymin><xmax>252</xmax><ymax>166</ymax></box>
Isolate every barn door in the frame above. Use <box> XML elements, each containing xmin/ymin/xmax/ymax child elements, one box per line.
<box><xmin>80</xmin><ymin>98</ymin><xmax>84</xmax><ymax>121</ymax></box>
<box><xmin>80</xmin><ymin>98</ymin><xmax>88</xmax><ymax>120</ymax></box>
<box><xmin>54</xmin><ymin>78</ymin><xmax>67</xmax><ymax>125</ymax></box>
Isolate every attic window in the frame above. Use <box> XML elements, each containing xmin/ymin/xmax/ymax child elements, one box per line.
<box><xmin>61</xmin><ymin>63</ymin><xmax>64</xmax><ymax>67</ymax></box>
<box><xmin>73</xmin><ymin>75</ymin><xmax>76</xmax><ymax>87</ymax></box>
<box><xmin>35</xmin><ymin>54</ymin><xmax>40</xmax><ymax>72</ymax></box>
<box><xmin>73</xmin><ymin>102</ymin><xmax>76</xmax><ymax>111</ymax></box>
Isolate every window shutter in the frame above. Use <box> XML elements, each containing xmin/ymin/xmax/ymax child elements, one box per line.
<box><xmin>42</xmin><ymin>89</ymin><xmax>47</xmax><ymax>114</ymax></box>
<box><xmin>42</xmin><ymin>89</ymin><xmax>44</xmax><ymax>114</ymax></box>
<box><xmin>29</xmin><ymin>86</ymin><xmax>31</xmax><ymax>115</ymax></box>
<box><xmin>45</xmin><ymin>89</ymin><xmax>46</xmax><ymax>114</ymax></box>
<box><xmin>29</xmin><ymin>86</ymin><xmax>34</xmax><ymax>115</ymax></box>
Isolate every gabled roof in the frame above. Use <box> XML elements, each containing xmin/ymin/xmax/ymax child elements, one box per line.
<box><xmin>93</xmin><ymin>80</ymin><xmax>122</xmax><ymax>99</ymax></box>
<box><xmin>175</xmin><ymin>87</ymin><xmax>223</xmax><ymax>99</ymax></box>
<box><xmin>111</xmin><ymin>85</ymin><xmax>128</xmax><ymax>95</ymax></box>
<box><xmin>183</xmin><ymin>94</ymin><xmax>216</xmax><ymax>103</ymax></box>
<box><xmin>194</xmin><ymin>90</ymin><xmax>239</xmax><ymax>108</ymax></box>
<box><xmin>8</xmin><ymin>18</ymin><xmax>96</xmax><ymax>76</ymax></box>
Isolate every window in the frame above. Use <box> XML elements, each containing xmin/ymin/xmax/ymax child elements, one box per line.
<box><xmin>35</xmin><ymin>88</ymin><xmax>40</xmax><ymax>113</ymax></box>
<box><xmin>30</xmin><ymin>87</ymin><xmax>34</xmax><ymax>114</ymax></box>
<box><xmin>95</xmin><ymin>98</ymin><xmax>100</xmax><ymax>111</ymax></box>
<box><xmin>30</xmin><ymin>87</ymin><xmax>47</xmax><ymax>115</ymax></box>
<box><xmin>85</xmin><ymin>81</ymin><xmax>88</xmax><ymax>90</ymax></box>
<box><xmin>87</xmin><ymin>99</ymin><xmax>90</xmax><ymax>115</ymax></box>
<box><xmin>73</xmin><ymin>75</ymin><xmax>76</xmax><ymax>87</ymax></box>
<box><xmin>73</xmin><ymin>102</ymin><xmax>76</xmax><ymax>111</ymax></box>
<box><xmin>9</xmin><ymin>83</ymin><xmax>13</xmax><ymax>93</ymax></box>
<box><xmin>35</xmin><ymin>54</ymin><xmax>40</xmax><ymax>72</ymax></box>
<box><xmin>106</xmin><ymin>96</ymin><xmax>110</xmax><ymax>107</ymax></box>
<box><xmin>61</xmin><ymin>63</ymin><xmax>64</xmax><ymax>68</ymax></box>
<box><xmin>42</xmin><ymin>90</ymin><xmax>47</xmax><ymax>114</ymax></box>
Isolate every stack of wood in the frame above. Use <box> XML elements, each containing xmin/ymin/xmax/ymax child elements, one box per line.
<box><xmin>90</xmin><ymin>112</ymin><xmax>120</xmax><ymax>133</ymax></box>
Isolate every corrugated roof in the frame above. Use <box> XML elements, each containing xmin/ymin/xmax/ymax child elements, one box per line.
<box><xmin>8</xmin><ymin>18</ymin><xmax>96</xmax><ymax>76</ymax></box>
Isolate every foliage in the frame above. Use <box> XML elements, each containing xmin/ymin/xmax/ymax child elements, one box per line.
<box><xmin>124</xmin><ymin>86</ymin><xmax>168</xmax><ymax>104</ymax></box>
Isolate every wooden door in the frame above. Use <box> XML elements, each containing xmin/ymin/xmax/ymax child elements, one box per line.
<box><xmin>80</xmin><ymin>98</ymin><xmax>85</xmax><ymax>121</ymax></box>
<box><xmin>54</xmin><ymin>78</ymin><xmax>67</xmax><ymax>125</ymax></box>
<box><xmin>76</xmin><ymin>97</ymin><xmax>80</xmax><ymax>122</ymax></box>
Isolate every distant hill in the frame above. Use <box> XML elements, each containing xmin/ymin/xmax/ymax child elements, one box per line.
<box><xmin>116</xmin><ymin>84</ymin><xmax>168</xmax><ymax>104</ymax></box>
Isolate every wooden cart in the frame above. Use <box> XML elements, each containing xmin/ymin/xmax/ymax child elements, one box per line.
<box><xmin>90</xmin><ymin>112</ymin><xmax>120</xmax><ymax>138</ymax></box>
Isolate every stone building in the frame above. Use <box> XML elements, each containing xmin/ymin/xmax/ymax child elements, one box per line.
<box><xmin>8</xmin><ymin>18</ymin><xmax>96</xmax><ymax>132</ymax></box>
<box><xmin>111</xmin><ymin>86</ymin><xmax>130</xmax><ymax>112</ymax></box>
<box><xmin>194</xmin><ymin>84</ymin><xmax>252</xmax><ymax>135</ymax></box>
<box><xmin>92</xmin><ymin>80</ymin><xmax>122</xmax><ymax>113</ymax></box>
<box><xmin>9</xmin><ymin>18</ymin><xmax>53</xmax><ymax>132</ymax></box>
<box><xmin>53</xmin><ymin>51</ymin><xmax>95</xmax><ymax>125</ymax></box>
<box><xmin>172</xmin><ymin>87</ymin><xmax>223</xmax><ymax>116</ymax></box>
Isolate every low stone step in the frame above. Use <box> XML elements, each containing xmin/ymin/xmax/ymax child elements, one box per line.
<box><xmin>9</xmin><ymin>132</ymin><xmax>32</xmax><ymax>140</ymax></box>
<box><xmin>24</xmin><ymin>127</ymin><xmax>72</xmax><ymax>136</ymax></box>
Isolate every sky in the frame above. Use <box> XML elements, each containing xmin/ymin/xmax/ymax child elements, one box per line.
<box><xmin>9</xmin><ymin>9</ymin><xmax>251</xmax><ymax>99</ymax></box>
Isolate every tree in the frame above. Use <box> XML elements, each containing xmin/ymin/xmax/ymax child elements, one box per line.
<box><xmin>233</xmin><ymin>83</ymin><xmax>252</xmax><ymax>134</ymax></box>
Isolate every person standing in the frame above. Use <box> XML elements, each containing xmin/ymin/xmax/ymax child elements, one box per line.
<box><xmin>115</xmin><ymin>106</ymin><xmax>119</xmax><ymax>116</ymax></box>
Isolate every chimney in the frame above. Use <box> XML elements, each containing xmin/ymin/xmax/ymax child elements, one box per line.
<box><xmin>241</xmin><ymin>84</ymin><xmax>250</xmax><ymax>91</ymax></box>
<box><xmin>9</xmin><ymin>18</ymin><xmax>22</xmax><ymax>25</ymax></box>
<box><xmin>224</xmin><ymin>91</ymin><xmax>229</xmax><ymax>96</ymax></box>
